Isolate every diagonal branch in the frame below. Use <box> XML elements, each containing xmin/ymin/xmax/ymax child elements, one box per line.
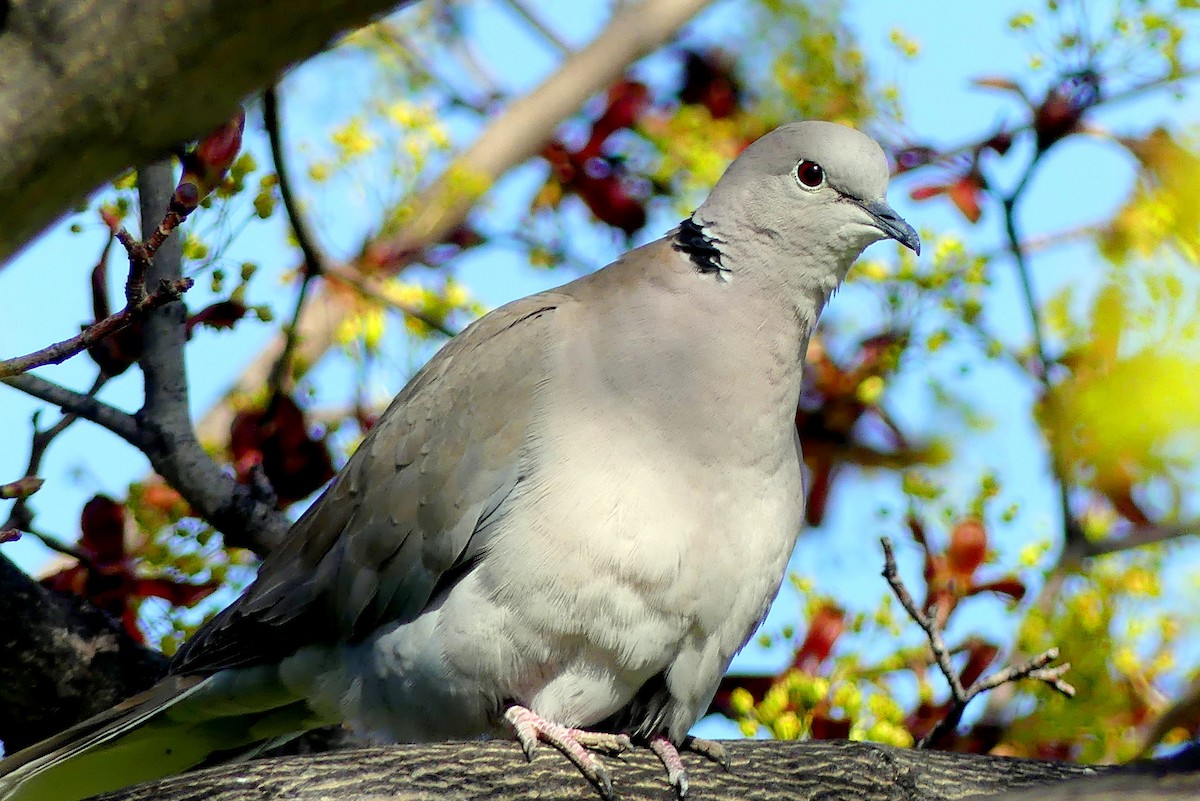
<box><xmin>1</xmin><ymin>373</ymin><xmax>143</xmax><ymax>447</ymax></box>
<box><xmin>0</xmin><ymin>277</ymin><xmax>192</xmax><ymax>378</ymax></box>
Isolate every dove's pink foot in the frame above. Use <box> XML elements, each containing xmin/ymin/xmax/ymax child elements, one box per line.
<box><xmin>649</xmin><ymin>734</ymin><xmax>732</xmax><ymax>797</ymax></box>
<box><xmin>503</xmin><ymin>705</ymin><xmax>631</xmax><ymax>799</ymax></box>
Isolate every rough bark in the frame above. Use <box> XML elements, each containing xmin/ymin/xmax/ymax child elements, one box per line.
<box><xmin>0</xmin><ymin>553</ymin><xmax>167</xmax><ymax>752</ymax></box>
<box><xmin>0</xmin><ymin>0</ymin><xmax>410</xmax><ymax>263</ymax></box>
<box><xmin>94</xmin><ymin>739</ymin><xmax>1107</xmax><ymax>801</ymax></box>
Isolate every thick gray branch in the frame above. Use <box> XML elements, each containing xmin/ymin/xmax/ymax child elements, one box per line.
<box><xmin>98</xmin><ymin>740</ymin><xmax>1103</xmax><ymax>801</ymax></box>
<box><xmin>0</xmin><ymin>0</ymin><xmax>410</xmax><ymax>262</ymax></box>
<box><xmin>134</xmin><ymin>164</ymin><xmax>289</xmax><ymax>554</ymax></box>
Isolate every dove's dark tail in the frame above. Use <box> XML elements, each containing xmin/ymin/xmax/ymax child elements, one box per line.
<box><xmin>0</xmin><ymin>673</ymin><xmax>311</xmax><ymax>801</ymax></box>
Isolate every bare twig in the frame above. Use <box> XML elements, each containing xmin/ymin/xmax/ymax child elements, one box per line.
<box><xmin>0</xmin><ymin>477</ymin><xmax>43</xmax><ymax>501</ymax></box>
<box><xmin>901</xmin><ymin>67</ymin><xmax>1199</xmax><ymax>175</ymax></box>
<box><xmin>134</xmin><ymin>161</ymin><xmax>291</xmax><ymax>555</ymax></box>
<box><xmin>0</xmin><ymin>278</ymin><xmax>193</xmax><ymax>378</ymax></box>
<box><xmin>880</xmin><ymin>537</ymin><xmax>1075</xmax><ymax>749</ymax></box>
<box><xmin>16</xmin><ymin>526</ymin><xmax>95</xmax><ymax>567</ymax></box>
<box><xmin>501</xmin><ymin>0</ymin><xmax>573</xmax><ymax>55</ymax></box>
<box><xmin>1</xmin><ymin>373</ymin><xmax>143</xmax><ymax>447</ymax></box>
<box><xmin>1</xmin><ymin>375</ymin><xmax>107</xmax><ymax>535</ymax></box>
<box><xmin>264</xmin><ymin>85</ymin><xmax>329</xmax><ymax>397</ymax></box>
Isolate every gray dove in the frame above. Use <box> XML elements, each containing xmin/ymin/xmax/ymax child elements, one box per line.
<box><xmin>0</xmin><ymin>120</ymin><xmax>918</xmax><ymax>801</ymax></box>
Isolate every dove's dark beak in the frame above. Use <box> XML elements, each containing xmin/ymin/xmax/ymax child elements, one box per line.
<box><xmin>857</xmin><ymin>199</ymin><xmax>921</xmax><ymax>255</ymax></box>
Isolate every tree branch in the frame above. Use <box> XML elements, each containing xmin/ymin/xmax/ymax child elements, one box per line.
<box><xmin>0</xmin><ymin>278</ymin><xmax>192</xmax><ymax>378</ymax></box>
<box><xmin>0</xmin><ymin>373</ymin><xmax>142</xmax><ymax>446</ymax></box>
<box><xmin>0</xmin><ymin>0</ymin><xmax>416</xmax><ymax>263</ymax></box>
<box><xmin>98</xmin><ymin>739</ymin><xmax>1105</xmax><ymax>801</ymax></box>
<box><xmin>263</xmin><ymin>85</ymin><xmax>328</xmax><ymax>398</ymax></box>
<box><xmin>132</xmin><ymin>163</ymin><xmax>290</xmax><ymax>555</ymax></box>
<box><xmin>880</xmin><ymin>538</ymin><xmax>1075</xmax><ymax>749</ymax></box>
<box><xmin>1083</xmin><ymin>522</ymin><xmax>1199</xmax><ymax>558</ymax></box>
<box><xmin>0</xmin><ymin>553</ymin><xmax>167</xmax><ymax>752</ymax></box>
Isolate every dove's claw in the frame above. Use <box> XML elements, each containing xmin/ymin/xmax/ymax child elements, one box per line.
<box><xmin>649</xmin><ymin>735</ymin><xmax>690</xmax><ymax>797</ymax></box>
<box><xmin>682</xmin><ymin>735</ymin><xmax>731</xmax><ymax>771</ymax></box>
<box><xmin>504</xmin><ymin>705</ymin><xmax>616</xmax><ymax>798</ymax></box>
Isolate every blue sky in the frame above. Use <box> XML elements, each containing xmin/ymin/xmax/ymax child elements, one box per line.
<box><xmin>2</xmin><ymin>0</ymin><xmax>1198</xmax><ymax>739</ymax></box>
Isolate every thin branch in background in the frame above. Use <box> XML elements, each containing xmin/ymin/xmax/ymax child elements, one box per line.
<box><xmin>1</xmin><ymin>375</ymin><xmax>108</xmax><ymax>560</ymax></box>
<box><xmin>501</xmin><ymin>0</ymin><xmax>573</xmax><ymax>55</ymax></box>
<box><xmin>899</xmin><ymin>66</ymin><xmax>1199</xmax><ymax>175</ymax></box>
<box><xmin>1084</xmin><ymin>522</ymin><xmax>1199</xmax><ymax>558</ymax></box>
<box><xmin>880</xmin><ymin>537</ymin><xmax>1075</xmax><ymax>749</ymax></box>
<box><xmin>0</xmin><ymin>278</ymin><xmax>193</xmax><ymax>379</ymax></box>
<box><xmin>264</xmin><ymin>85</ymin><xmax>329</xmax><ymax>397</ymax></box>
<box><xmin>1</xmin><ymin>373</ymin><xmax>143</xmax><ymax>448</ymax></box>
<box><xmin>325</xmin><ymin>264</ymin><xmax>458</xmax><ymax>338</ymax></box>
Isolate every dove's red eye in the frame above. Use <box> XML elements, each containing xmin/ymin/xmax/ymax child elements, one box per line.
<box><xmin>795</xmin><ymin>160</ymin><xmax>825</xmax><ymax>190</ymax></box>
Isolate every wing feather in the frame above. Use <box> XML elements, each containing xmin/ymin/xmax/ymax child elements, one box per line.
<box><xmin>171</xmin><ymin>295</ymin><xmax>566</xmax><ymax>675</ymax></box>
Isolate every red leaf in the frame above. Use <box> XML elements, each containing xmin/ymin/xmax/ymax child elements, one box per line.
<box><xmin>230</xmin><ymin>395</ymin><xmax>335</xmax><ymax>507</ymax></box>
<box><xmin>1033</xmin><ymin>71</ymin><xmax>1100</xmax><ymax>153</ymax></box>
<box><xmin>947</xmin><ymin>519</ymin><xmax>988</xmax><ymax>578</ymax></box>
<box><xmin>134</xmin><ymin>577</ymin><xmax>219</xmax><ymax>607</ymax></box>
<box><xmin>958</xmin><ymin>639</ymin><xmax>1000</xmax><ymax>687</ymax></box>
<box><xmin>984</xmin><ymin>131</ymin><xmax>1014</xmax><ymax>155</ymax></box>
<box><xmin>910</xmin><ymin>184</ymin><xmax>947</xmax><ymax>201</ymax></box>
<box><xmin>188</xmin><ymin>300</ymin><xmax>248</xmax><ymax>334</ymax></box>
<box><xmin>793</xmin><ymin>603</ymin><xmax>846</xmax><ymax>672</ymax></box>
<box><xmin>579</xmin><ymin>79</ymin><xmax>650</xmax><ymax>161</ymax></box>
<box><xmin>79</xmin><ymin>495</ymin><xmax>127</xmax><ymax>564</ymax></box>
<box><xmin>968</xmin><ymin>576</ymin><xmax>1027</xmax><ymax>603</ymax></box>
<box><xmin>177</xmin><ymin>108</ymin><xmax>247</xmax><ymax>208</ymax></box>
<box><xmin>947</xmin><ymin>176</ymin><xmax>984</xmax><ymax>223</ymax></box>
<box><xmin>810</xmin><ymin>713</ymin><xmax>852</xmax><ymax>740</ymax></box>
<box><xmin>679</xmin><ymin>49</ymin><xmax>742</xmax><ymax>119</ymax></box>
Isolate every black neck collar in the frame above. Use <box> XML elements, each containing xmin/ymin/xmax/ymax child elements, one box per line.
<box><xmin>673</xmin><ymin>216</ymin><xmax>729</xmax><ymax>276</ymax></box>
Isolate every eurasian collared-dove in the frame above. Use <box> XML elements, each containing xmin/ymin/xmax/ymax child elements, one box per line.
<box><xmin>0</xmin><ymin>121</ymin><xmax>918</xmax><ymax>801</ymax></box>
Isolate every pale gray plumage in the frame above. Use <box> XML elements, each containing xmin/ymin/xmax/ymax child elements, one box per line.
<box><xmin>0</xmin><ymin>121</ymin><xmax>918</xmax><ymax>801</ymax></box>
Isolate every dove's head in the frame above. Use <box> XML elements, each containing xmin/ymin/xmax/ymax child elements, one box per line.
<box><xmin>690</xmin><ymin>121</ymin><xmax>919</xmax><ymax>311</ymax></box>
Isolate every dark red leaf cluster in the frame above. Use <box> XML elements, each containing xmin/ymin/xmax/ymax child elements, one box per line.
<box><xmin>679</xmin><ymin>49</ymin><xmax>742</xmax><ymax>119</ymax></box>
<box><xmin>903</xmin><ymin>68</ymin><xmax>1100</xmax><ymax>223</ymax></box>
<box><xmin>40</xmin><ymin>495</ymin><xmax>217</xmax><ymax>642</ymax></box>
<box><xmin>86</xmin><ymin>256</ymin><xmax>143</xmax><ymax>376</ymax></box>
<box><xmin>229</xmin><ymin>394</ymin><xmax>334</xmax><ymax>508</ymax></box>
<box><xmin>796</xmin><ymin>333</ymin><xmax>910</xmax><ymax>526</ymax></box>
<box><xmin>537</xmin><ymin>49</ymin><xmax>745</xmax><ymax>235</ymax></box>
<box><xmin>542</xmin><ymin>79</ymin><xmax>652</xmax><ymax>234</ymax></box>
<box><xmin>793</xmin><ymin>603</ymin><xmax>846</xmax><ymax>674</ymax></box>
<box><xmin>1033</xmin><ymin>70</ymin><xmax>1101</xmax><ymax>153</ymax></box>
<box><xmin>907</xmin><ymin>516</ymin><xmax>1026</xmax><ymax>623</ymax></box>
<box><xmin>187</xmin><ymin>300</ymin><xmax>248</xmax><ymax>334</ymax></box>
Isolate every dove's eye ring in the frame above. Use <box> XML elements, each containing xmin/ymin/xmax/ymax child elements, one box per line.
<box><xmin>794</xmin><ymin>159</ymin><xmax>826</xmax><ymax>191</ymax></box>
